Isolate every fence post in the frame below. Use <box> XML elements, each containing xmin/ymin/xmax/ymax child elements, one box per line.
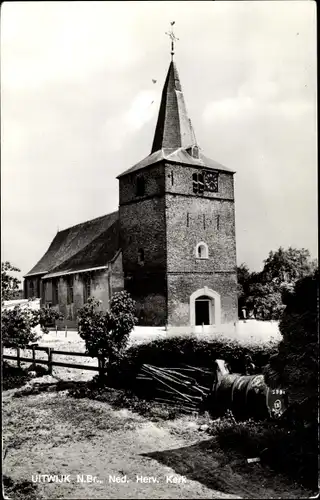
<box><xmin>56</xmin><ymin>324</ymin><xmax>58</xmax><ymax>335</ymax></box>
<box><xmin>47</xmin><ymin>348</ymin><xmax>52</xmax><ymax>375</ymax></box>
<box><xmin>65</xmin><ymin>325</ymin><xmax>68</xmax><ymax>338</ymax></box>
<box><xmin>98</xmin><ymin>356</ymin><xmax>105</xmax><ymax>378</ymax></box>
<box><xmin>32</xmin><ymin>345</ymin><xmax>36</xmax><ymax>368</ymax></box>
<box><xmin>17</xmin><ymin>347</ymin><xmax>21</xmax><ymax>369</ymax></box>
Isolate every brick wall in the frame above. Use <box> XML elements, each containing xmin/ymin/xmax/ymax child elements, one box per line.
<box><xmin>90</xmin><ymin>269</ymin><xmax>110</xmax><ymax>307</ymax></box>
<box><xmin>53</xmin><ymin>269</ymin><xmax>111</xmax><ymax>327</ymax></box>
<box><xmin>119</xmin><ymin>163</ymin><xmax>165</xmax><ymax>205</ymax></box>
<box><xmin>164</xmin><ymin>162</ymin><xmax>237</xmax><ymax>327</ymax></box>
<box><xmin>164</xmin><ymin>162</ymin><xmax>234</xmax><ymax>200</ymax></box>
<box><xmin>119</xmin><ymin>159</ymin><xmax>237</xmax><ymax>327</ymax></box>
<box><xmin>167</xmin><ymin>272</ymin><xmax>238</xmax><ymax>326</ymax></box>
<box><xmin>110</xmin><ymin>251</ymin><xmax>124</xmax><ymax>295</ymax></box>
<box><xmin>119</xmin><ymin>165</ymin><xmax>167</xmax><ymax>325</ymax></box>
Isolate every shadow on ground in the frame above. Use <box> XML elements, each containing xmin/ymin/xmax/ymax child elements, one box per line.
<box><xmin>140</xmin><ymin>437</ymin><xmax>309</xmax><ymax>499</ymax></box>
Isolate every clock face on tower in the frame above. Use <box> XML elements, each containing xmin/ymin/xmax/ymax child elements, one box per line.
<box><xmin>204</xmin><ymin>171</ymin><xmax>219</xmax><ymax>192</ymax></box>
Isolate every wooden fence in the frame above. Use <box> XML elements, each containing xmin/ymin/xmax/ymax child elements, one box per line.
<box><xmin>3</xmin><ymin>346</ymin><xmax>105</xmax><ymax>376</ymax></box>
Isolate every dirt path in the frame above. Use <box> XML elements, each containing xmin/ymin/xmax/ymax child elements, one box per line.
<box><xmin>3</xmin><ymin>389</ymin><xmax>239</xmax><ymax>499</ymax></box>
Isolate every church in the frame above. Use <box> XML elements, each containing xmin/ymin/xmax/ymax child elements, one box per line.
<box><xmin>24</xmin><ymin>40</ymin><xmax>238</xmax><ymax>333</ymax></box>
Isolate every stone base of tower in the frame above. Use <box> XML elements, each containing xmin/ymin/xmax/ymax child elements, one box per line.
<box><xmin>167</xmin><ymin>272</ymin><xmax>238</xmax><ymax>329</ymax></box>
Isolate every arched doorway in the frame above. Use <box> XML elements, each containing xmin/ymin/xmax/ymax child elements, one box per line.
<box><xmin>195</xmin><ymin>295</ymin><xmax>212</xmax><ymax>325</ymax></box>
<box><xmin>190</xmin><ymin>287</ymin><xmax>221</xmax><ymax>327</ymax></box>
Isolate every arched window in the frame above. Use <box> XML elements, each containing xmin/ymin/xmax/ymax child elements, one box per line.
<box><xmin>196</xmin><ymin>242</ymin><xmax>208</xmax><ymax>259</ymax></box>
<box><xmin>138</xmin><ymin>248</ymin><xmax>144</xmax><ymax>265</ymax></box>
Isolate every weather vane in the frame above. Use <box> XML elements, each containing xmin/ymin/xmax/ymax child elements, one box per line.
<box><xmin>165</xmin><ymin>21</ymin><xmax>179</xmax><ymax>60</ymax></box>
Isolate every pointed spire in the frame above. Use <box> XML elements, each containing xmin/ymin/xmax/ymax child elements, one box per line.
<box><xmin>151</xmin><ymin>60</ymin><xmax>197</xmax><ymax>153</ymax></box>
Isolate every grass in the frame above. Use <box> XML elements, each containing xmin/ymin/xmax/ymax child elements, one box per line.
<box><xmin>3</xmin><ymin>372</ymin><xmax>313</xmax><ymax>499</ymax></box>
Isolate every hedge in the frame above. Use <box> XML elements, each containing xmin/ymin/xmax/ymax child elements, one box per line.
<box><xmin>110</xmin><ymin>334</ymin><xmax>279</xmax><ymax>387</ymax></box>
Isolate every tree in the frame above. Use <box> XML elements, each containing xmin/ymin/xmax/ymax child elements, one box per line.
<box><xmin>264</xmin><ymin>269</ymin><xmax>318</xmax><ymax>421</ymax></box>
<box><xmin>262</xmin><ymin>247</ymin><xmax>317</xmax><ymax>285</ymax></box>
<box><xmin>246</xmin><ymin>281</ymin><xmax>285</xmax><ymax>320</ymax></box>
<box><xmin>77</xmin><ymin>291</ymin><xmax>138</xmax><ymax>375</ymax></box>
<box><xmin>237</xmin><ymin>263</ymin><xmax>251</xmax><ymax>314</ymax></box>
<box><xmin>1</xmin><ymin>262</ymin><xmax>21</xmax><ymax>302</ymax></box>
<box><xmin>239</xmin><ymin>247</ymin><xmax>317</xmax><ymax>320</ymax></box>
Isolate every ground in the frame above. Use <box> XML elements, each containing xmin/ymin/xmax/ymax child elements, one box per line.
<box><xmin>3</xmin><ymin>380</ymin><xmax>309</xmax><ymax>500</ymax></box>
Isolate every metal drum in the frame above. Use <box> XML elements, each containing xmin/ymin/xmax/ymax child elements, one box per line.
<box><xmin>211</xmin><ymin>372</ymin><xmax>287</xmax><ymax>420</ymax></box>
<box><xmin>210</xmin><ymin>374</ymin><xmax>239</xmax><ymax>417</ymax></box>
<box><xmin>231</xmin><ymin>375</ymin><xmax>255</xmax><ymax>419</ymax></box>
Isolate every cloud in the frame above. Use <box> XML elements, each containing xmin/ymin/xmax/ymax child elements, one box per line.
<box><xmin>203</xmin><ymin>94</ymin><xmax>313</xmax><ymax>124</ymax></box>
<box><xmin>125</xmin><ymin>90</ymin><xmax>158</xmax><ymax>131</ymax></box>
<box><xmin>101</xmin><ymin>89</ymin><xmax>158</xmax><ymax>151</ymax></box>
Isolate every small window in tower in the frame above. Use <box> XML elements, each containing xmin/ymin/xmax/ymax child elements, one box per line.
<box><xmin>138</xmin><ymin>248</ymin><xmax>145</xmax><ymax>265</ymax></box>
<box><xmin>136</xmin><ymin>176</ymin><xmax>145</xmax><ymax>197</ymax></box>
<box><xmin>196</xmin><ymin>242</ymin><xmax>209</xmax><ymax>259</ymax></box>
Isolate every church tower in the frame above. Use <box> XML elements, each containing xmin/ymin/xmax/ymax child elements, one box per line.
<box><xmin>117</xmin><ymin>35</ymin><xmax>237</xmax><ymax>331</ymax></box>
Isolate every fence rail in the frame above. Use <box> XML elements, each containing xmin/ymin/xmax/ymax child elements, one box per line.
<box><xmin>3</xmin><ymin>346</ymin><xmax>104</xmax><ymax>375</ymax></box>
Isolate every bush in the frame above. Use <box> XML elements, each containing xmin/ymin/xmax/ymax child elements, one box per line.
<box><xmin>1</xmin><ymin>306</ymin><xmax>40</xmax><ymax>348</ymax></box>
<box><xmin>112</xmin><ymin>335</ymin><xmax>279</xmax><ymax>388</ymax></box>
<box><xmin>264</xmin><ymin>270</ymin><xmax>318</xmax><ymax>423</ymax></box>
<box><xmin>211</xmin><ymin>415</ymin><xmax>318</xmax><ymax>490</ymax></box>
<box><xmin>38</xmin><ymin>307</ymin><xmax>63</xmax><ymax>333</ymax></box>
<box><xmin>2</xmin><ymin>303</ymin><xmax>63</xmax><ymax>348</ymax></box>
<box><xmin>78</xmin><ymin>292</ymin><xmax>137</xmax><ymax>373</ymax></box>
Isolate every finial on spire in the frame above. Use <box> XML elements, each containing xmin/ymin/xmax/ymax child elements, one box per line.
<box><xmin>165</xmin><ymin>21</ymin><xmax>179</xmax><ymax>60</ymax></box>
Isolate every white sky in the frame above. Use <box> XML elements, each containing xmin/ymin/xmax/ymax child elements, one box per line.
<box><xmin>1</xmin><ymin>1</ymin><xmax>317</xmax><ymax>282</ymax></box>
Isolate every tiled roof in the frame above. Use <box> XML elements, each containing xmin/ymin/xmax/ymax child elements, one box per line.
<box><xmin>151</xmin><ymin>61</ymin><xmax>195</xmax><ymax>152</ymax></box>
<box><xmin>117</xmin><ymin>147</ymin><xmax>234</xmax><ymax>178</ymax></box>
<box><xmin>25</xmin><ymin>211</ymin><xmax>119</xmax><ymax>277</ymax></box>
